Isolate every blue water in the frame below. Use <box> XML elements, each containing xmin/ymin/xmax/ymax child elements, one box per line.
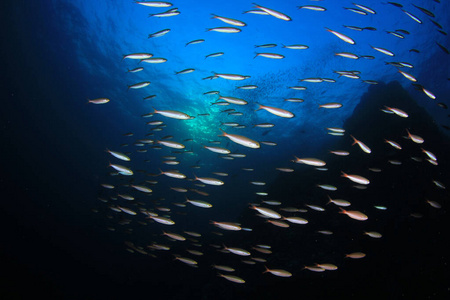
<box><xmin>1</xmin><ymin>0</ymin><xmax>449</xmax><ymax>299</ymax></box>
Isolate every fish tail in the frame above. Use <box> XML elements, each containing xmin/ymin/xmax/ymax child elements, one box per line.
<box><xmin>218</xmin><ymin>129</ymin><xmax>226</xmax><ymax>136</ymax></box>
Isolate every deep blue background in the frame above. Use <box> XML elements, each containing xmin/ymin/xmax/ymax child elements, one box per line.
<box><xmin>1</xmin><ymin>0</ymin><xmax>449</xmax><ymax>299</ymax></box>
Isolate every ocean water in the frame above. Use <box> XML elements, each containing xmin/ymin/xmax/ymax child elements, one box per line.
<box><xmin>1</xmin><ymin>0</ymin><xmax>449</xmax><ymax>299</ymax></box>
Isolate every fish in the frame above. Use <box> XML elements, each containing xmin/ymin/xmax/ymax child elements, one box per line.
<box><xmin>297</xmin><ymin>5</ymin><xmax>326</xmax><ymax>12</ymax></box>
<box><xmin>217</xmin><ymin>273</ymin><xmax>245</xmax><ymax>284</ymax></box>
<box><xmin>219</xmin><ymin>129</ymin><xmax>260</xmax><ymax>149</ymax></box>
<box><xmin>210</xmin><ymin>221</ymin><xmax>241</xmax><ymax>231</ymax></box>
<box><xmin>141</xmin><ymin>57</ymin><xmax>167</xmax><ymax>63</ymax></box>
<box><xmin>106</xmin><ymin>149</ymin><xmax>130</xmax><ymax>161</ymax></box>
<box><xmin>345</xmin><ymin>252</ymin><xmax>366</xmax><ymax>259</ymax></box>
<box><xmin>250</xmin><ymin>205</ymin><xmax>281</xmax><ymax>219</ymax></box>
<box><xmin>263</xmin><ymin>266</ymin><xmax>292</xmax><ymax>277</ymax></box>
<box><xmin>175</xmin><ymin>68</ymin><xmax>195</xmax><ymax>74</ymax></box>
<box><xmin>185</xmin><ymin>39</ymin><xmax>205</xmax><ymax>47</ymax></box>
<box><xmin>282</xmin><ymin>44</ymin><xmax>309</xmax><ymax>50</ymax></box>
<box><xmin>211</xmin><ymin>14</ymin><xmax>246</xmax><ymax>27</ymax></box>
<box><xmin>122</xmin><ymin>53</ymin><xmax>152</xmax><ymax>60</ymax></box>
<box><xmin>193</xmin><ymin>174</ymin><xmax>224</xmax><ymax>186</ymax></box>
<box><xmin>401</xmin><ymin>9</ymin><xmax>422</xmax><ymax>24</ymax></box>
<box><xmin>341</xmin><ymin>172</ymin><xmax>370</xmax><ymax>185</ymax></box>
<box><xmin>223</xmin><ymin>245</ymin><xmax>251</xmax><ymax>256</ymax></box>
<box><xmin>108</xmin><ymin>163</ymin><xmax>133</xmax><ymax>175</ymax></box>
<box><xmin>148</xmin><ymin>28</ymin><xmax>170</xmax><ymax>38</ymax></box>
<box><xmin>339</xmin><ymin>208</ymin><xmax>368</xmax><ymax>221</ymax></box>
<box><xmin>256</xmin><ymin>104</ymin><xmax>294</xmax><ymax>118</ymax></box>
<box><xmin>325</xmin><ymin>28</ymin><xmax>355</xmax><ymax>44</ymax></box>
<box><xmin>128</xmin><ymin>81</ymin><xmax>151</xmax><ymax>90</ymax></box>
<box><xmin>319</xmin><ymin>102</ymin><xmax>343</xmax><ymax>109</ymax></box>
<box><xmin>350</xmin><ymin>135</ymin><xmax>372</xmax><ymax>154</ymax></box>
<box><xmin>185</xmin><ymin>197</ymin><xmax>212</xmax><ymax>208</ymax></box>
<box><xmin>205</xmin><ymin>52</ymin><xmax>224</xmax><ymax>59</ymax></box>
<box><xmin>384</xmin><ymin>106</ymin><xmax>408</xmax><ymax>118</ymax></box>
<box><xmin>152</xmin><ymin>107</ymin><xmax>191</xmax><ymax>119</ymax></box>
<box><xmin>252</xmin><ymin>3</ymin><xmax>292</xmax><ymax>21</ymax></box>
<box><xmin>293</xmin><ymin>157</ymin><xmax>326</xmax><ymax>167</ymax></box>
<box><xmin>213</xmin><ymin>73</ymin><xmax>249</xmax><ymax>80</ymax></box>
<box><xmin>88</xmin><ymin>98</ymin><xmax>110</xmax><ymax>104</ymax></box>
<box><xmin>406</xmin><ymin>129</ymin><xmax>424</xmax><ymax>144</ymax></box>
<box><xmin>149</xmin><ymin>8</ymin><xmax>180</xmax><ymax>18</ymax></box>
<box><xmin>207</xmin><ymin>27</ymin><xmax>241</xmax><ymax>33</ymax></box>
<box><xmin>371</xmin><ymin>46</ymin><xmax>395</xmax><ymax>56</ymax></box>
<box><xmin>254</xmin><ymin>53</ymin><xmax>285</xmax><ymax>59</ymax></box>
<box><xmin>135</xmin><ymin>1</ymin><xmax>172</xmax><ymax>8</ymax></box>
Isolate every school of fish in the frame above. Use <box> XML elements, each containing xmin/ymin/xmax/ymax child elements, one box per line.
<box><xmin>90</xmin><ymin>0</ymin><xmax>447</xmax><ymax>285</ymax></box>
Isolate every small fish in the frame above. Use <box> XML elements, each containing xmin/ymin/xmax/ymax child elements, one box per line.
<box><xmin>211</xmin><ymin>14</ymin><xmax>246</xmax><ymax>27</ymax></box>
<box><xmin>130</xmin><ymin>185</ymin><xmax>152</xmax><ymax>193</ymax></box>
<box><xmin>341</xmin><ymin>172</ymin><xmax>370</xmax><ymax>185</ymax></box>
<box><xmin>353</xmin><ymin>3</ymin><xmax>376</xmax><ymax>14</ymax></box>
<box><xmin>335</xmin><ymin>52</ymin><xmax>359</xmax><ymax>59</ymax></box>
<box><xmin>153</xmin><ymin>107</ymin><xmax>191</xmax><ymax>119</ymax></box>
<box><xmin>141</xmin><ymin>57</ymin><xmax>167</xmax><ymax>63</ymax></box>
<box><xmin>398</xmin><ymin>70</ymin><xmax>417</xmax><ymax>82</ymax></box>
<box><xmin>350</xmin><ymin>135</ymin><xmax>371</xmax><ymax>154</ymax></box>
<box><xmin>217</xmin><ymin>273</ymin><xmax>245</xmax><ymax>284</ymax></box>
<box><xmin>128</xmin><ymin>81</ymin><xmax>151</xmax><ymax>90</ymax></box>
<box><xmin>122</xmin><ymin>53</ymin><xmax>152</xmax><ymax>60</ymax></box>
<box><xmin>436</xmin><ymin>42</ymin><xmax>449</xmax><ymax>55</ymax></box>
<box><xmin>317</xmin><ymin>184</ymin><xmax>337</xmax><ymax>191</ymax></box>
<box><xmin>88</xmin><ymin>98</ymin><xmax>110</xmax><ymax>104</ymax></box>
<box><xmin>214</xmin><ymin>73</ymin><xmax>249</xmax><ymax>80</ymax></box>
<box><xmin>256</xmin><ymin>104</ymin><xmax>294</xmax><ymax>118</ymax></box>
<box><xmin>255</xmin><ymin>44</ymin><xmax>277</xmax><ymax>48</ymax></box>
<box><xmin>339</xmin><ymin>208</ymin><xmax>368</xmax><ymax>221</ymax></box>
<box><xmin>207</xmin><ymin>27</ymin><xmax>241</xmax><ymax>33</ymax></box>
<box><xmin>263</xmin><ymin>266</ymin><xmax>292</xmax><ymax>277</ymax></box>
<box><xmin>185</xmin><ymin>197</ymin><xmax>212</xmax><ymax>208</ymax></box>
<box><xmin>345</xmin><ymin>252</ymin><xmax>366</xmax><ymax>259</ymax></box>
<box><xmin>148</xmin><ymin>28</ymin><xmax>170</xmax><ymax>38</ymax></box>
<box><xmin>250</xmin><ymin>205</ymin><xmax>281</xmax><ymax>219</ymax></box>
<box><xmin>211</xmin><ymin>221</ymin><xmax>241</xmax><ymax>231</ymax></box>
<box><xmin>401</xmin><ymin>9</ymin><xmax>422</xmax><ymax>24</ymax></box>
<box><xmin>185</xmin><ymin>39</ymin><xmax>205</xmax><ymax>46</ymax></box>
<box><xmin>384</xmin><ymin>139</ymin><xmax>402</xmax><ymax>150</ymax></box>
<box><xmin>326</xmin><ymin>28</ymin><xmax>355</xmax><ymax>44</ymax></box>
<box><xmin>135</xmin><ymin>1</ymin><xmax>172</xmax><ymax>8</ymax></box>
<box><xmin>371</xmin><ymin>46</ymin><xmax>395</xmax><ymax>56</ymax></box>
<box><xmin>205</xmin><ymin>52</ymin><xmax>224</xmax><ymax>59</ymax></box>
<box><xmin>194</xmin><ymin>174</ymin><xmax>224</xmax><ymax>186</ymax></box>
<box><xmin>293</xmin><ymin>157</ymin><xmax>326</xmax><ymax>167</ymax></box>
<box><xmin>282</xmin><ymin>44</ymin><xmax>309</xmax><ymax>50</ymax></box>
<box><xmin>175</xmin><ymin>68</ymin><xmax>195</xmax><ymax>75</ymax></box>
<box><xmin>149</xmin><ymin>8</ymin><xmax>180</xmax><ymax>18</ymax></box>
<box><xmin>254</xmin><ymin>53</ymin><xmax>285</xmax><ymax>59</ymax></box>
<box><xmin>219</xmin><ymin>129</ymin><xmax>260</xmax><ymax>149</ymax></box>
<box><xmin>109</xmin><ymin>163</ymin><xmax>133</xmax><ymax>175</ymax></box>
<box><xmin>384</xmin><ymin>106</ymin><xmax>408</xmax><ymax>118</ymax></box>
<box><xmin>253</xmin><ymin>3</ymin><xmax>292</xmax><ymax>21</ymax></box>
<box><xmin>406</xmin><ymin>129</ymin><xmax>424</xmax><ymax>144</ymax></box>
<box><xmin>412</xmin><ymin>4</ymin><xmax>435</xmax><ymax>18</ymax></box>
<box><xmin>364</xmin><ymin>231</ymin><xmax>382</xmax><ymax>238</ymax></box>
<box><xmin>344</xmin><ymin>7</ymin><xmax>368</xmax><ymax>15</ymax></box>
<box><xmin>223</xmin><ymin>245</ymin><xmax>251</xmax><ymax>256</ymax></box>
<box><xmin>297</xmin><ymin>5</ymin><xmax>326</xmax><ymax>12</ymax></box>
<box><xmin>319</xmin><ymin>102</ymin><xmax>343</xmax><ymax>109</ymax></box>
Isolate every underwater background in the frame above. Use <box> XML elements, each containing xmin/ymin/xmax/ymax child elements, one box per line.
<box><xmin>1</xmin><ymin>0</ymin><xmax>449</xmax><ymax>299</ymax></box>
